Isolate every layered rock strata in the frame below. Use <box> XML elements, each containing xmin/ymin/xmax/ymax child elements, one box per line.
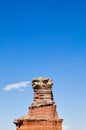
<box><xmin>14</xmin><ymin>77</ymin><xmax>63</xmax><ymax>130</ymax></box>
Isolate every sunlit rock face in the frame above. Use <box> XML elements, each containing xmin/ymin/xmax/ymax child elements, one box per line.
<box><xmin>31</xmin><ymin>77</ymin><xmax>55</xmax><ymax>108</ymax></box>
<box><xmin>14</xmin><ymin>77</ymin><xmax>63</xmax><ymax>130</ymax></box>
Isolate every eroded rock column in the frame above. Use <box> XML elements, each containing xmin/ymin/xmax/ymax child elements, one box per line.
<box><xmin>14</xmin><ymin>77</ymin><xmax>63</xmax><ymax>130</ymax></box>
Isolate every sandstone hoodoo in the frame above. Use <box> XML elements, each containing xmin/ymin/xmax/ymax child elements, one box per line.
<box><xmin>14</xmin><ymin>77</ymin><xmax>63</xmax><ymax>130</ymax></box>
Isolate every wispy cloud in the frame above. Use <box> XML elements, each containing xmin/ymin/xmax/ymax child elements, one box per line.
<box><xmin>63</xmin><ymin>126</ymin><xmax>69</xmax><ymax>130</ymax></box>
<box><xmin>4</xmin><ymin>81</ymin><xmax>31</xmax><ymax>91</ymax></box>
<box><xmin>63</xmin><ymin>125</ymin><xmax>72</xmax><ymax>130</ymax></box>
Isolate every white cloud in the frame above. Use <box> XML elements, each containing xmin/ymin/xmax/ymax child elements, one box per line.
<box><xmin>63</xmin><ymin>125</ymin><xmax>69</xmax><ymax>130</ymax></box>
<box><xmin>63</xmin><ymin>125</ymin><xmax>72</xmax><ymax>130</ymax></box>
<box><xmin>4</xmin><ymin>81</ymin><xmax>31</xmax><ymax>91</ymax></box>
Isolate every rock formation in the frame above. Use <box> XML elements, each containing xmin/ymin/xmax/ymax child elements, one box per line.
<box><xmin>14</xmin><ymin>77</ymin><xmax>63</xmax><ymax>130</ymax></box>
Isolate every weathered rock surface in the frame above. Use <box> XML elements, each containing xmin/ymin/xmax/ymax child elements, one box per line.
<box><xmin>30</xmin><ymin>77</ymin><xmax>55</xmax><ymax>108</ymax></box>
<box><xmin>14</xmin><ymin>77</ymin><xmax>63</xmax><ymax>130</ymax></box>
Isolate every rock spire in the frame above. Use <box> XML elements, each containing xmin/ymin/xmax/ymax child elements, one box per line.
<box><xmin>14</xmin><ymin>77</ymin><xmax>63</xmax><ymax>130</ymax></box>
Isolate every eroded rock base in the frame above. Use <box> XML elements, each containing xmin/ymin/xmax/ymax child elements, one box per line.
<box><xmin>16</xmin><ymin>120</ymin><xmax>63</xmax><ymax>130</ymax></box>
<box><xmin>15</xmin><ymin>105</ymin><xmax>63</xmax><ymax>130</ymax></box>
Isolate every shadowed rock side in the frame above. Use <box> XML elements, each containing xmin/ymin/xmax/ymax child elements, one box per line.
<box><xmin>14</xmin><ymin>77</ymin><xmax>63</xmax><ymax>130</ymax></box>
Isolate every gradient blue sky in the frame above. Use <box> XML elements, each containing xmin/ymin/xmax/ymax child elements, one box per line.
<box><xmin>0</xmin><ymin>0</ymin><xmax>86</xmax><ymax>130</ymax></box>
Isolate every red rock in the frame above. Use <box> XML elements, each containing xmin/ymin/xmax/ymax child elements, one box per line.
<box><xmin>14</xmin><ymin>77</ymin><xmax>63</xmax><ymax>130</ymax></box>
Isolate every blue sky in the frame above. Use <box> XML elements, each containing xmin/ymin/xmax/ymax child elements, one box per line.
<box><xmin>0</xmin><ymin>0</ymin><xmax>86</xmax><ymax>130</ymax></box>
